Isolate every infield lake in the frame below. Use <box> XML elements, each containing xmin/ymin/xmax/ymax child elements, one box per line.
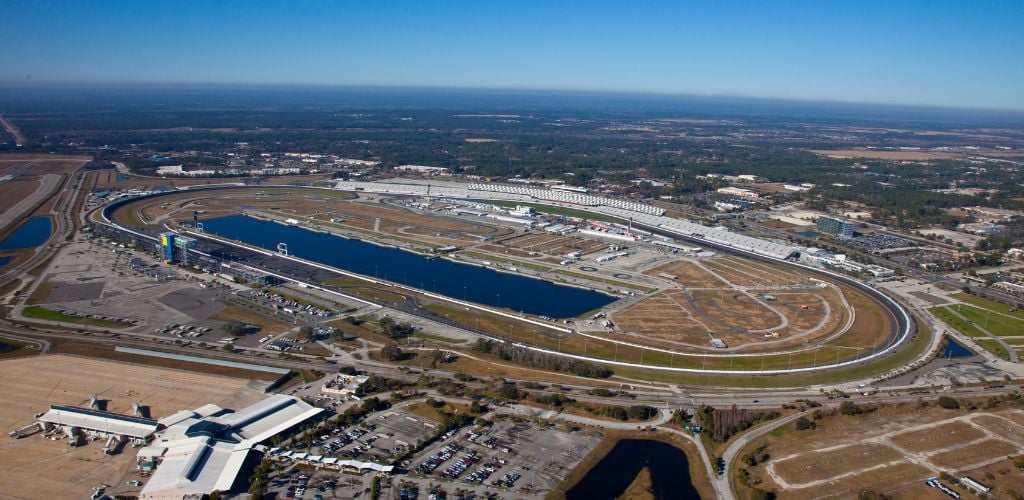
<box><xmin>202</xmin><ymin>215</ymin><xmax>615</xmax><ymax>318</ymax></box>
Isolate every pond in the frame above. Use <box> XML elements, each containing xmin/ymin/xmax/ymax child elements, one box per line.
<box><xmin>566</xmin><ymin>439</ymin><xmax>699</xmax><ymax>500</ymax></box>
<box><xmin>0</xmin><ymin>217</ymin><xmax>52</xmax><ymax>250</ymax></box>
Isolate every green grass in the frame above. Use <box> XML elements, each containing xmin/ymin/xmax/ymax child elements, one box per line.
<box><xmin>954</xmin><ymin>304</ymin><xmax>1024</xmax><ymax>338</ymax></box>
<box><xmin>609</xmin><ymin>318</ymin><xmax>934</xmax><ymax>388</ymax></box>
<box><xmin>930</xmin><ymin>306</ymin><xmax>986</xmax><ymax>338</ymax></box>
<box><xmin>972</xmin><ymin>338</ymin><xmax>1013</xmax><ymax>361</ymax></box>
<box><xmin>22</xmin><ymin>306</ymin><xmax>131</xmax><ymax>328</ymax></box>
<box><xmin>952</xmin><ymin>292</ymin><xmax>1024</xmax><ymax>320</ymax></box>
<box><xmin>414</xmin><ymin>331</ymin><xmax>467</xmax><ymax>344</ymax></box>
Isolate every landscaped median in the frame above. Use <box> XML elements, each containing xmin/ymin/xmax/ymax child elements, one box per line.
<box><xmin>21</xmin><ymin>305</ymin><xmax>132</xmax><ymax>328</ymax></box>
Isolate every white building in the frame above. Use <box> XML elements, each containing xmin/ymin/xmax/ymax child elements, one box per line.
<box><xmin>137</xmin><ymin>395</ymin><xmax>323</xmax><ymax>500</ymax></box>
<box><xmin>717</xmin><ymin>187</ymin><xmax>759</xmax><ymax>200</ymax></box>
<box><xmin>395</xmin><ymin>165</ymin><xmax>449</xmax><ymax>175</ymax></box>
<box><xmin>321</xmin><ymin>374</ymin><xmax>369</xmax><ymax>397</ymax></box>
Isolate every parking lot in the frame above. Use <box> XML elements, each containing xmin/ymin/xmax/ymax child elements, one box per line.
<box><xmin>405</xmin><ymin>417</ymin><xmax>602</xmax><ymax>498</ymax></box>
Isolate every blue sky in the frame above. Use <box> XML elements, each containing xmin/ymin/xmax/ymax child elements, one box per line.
<box><xmin>1</xmin><ymin>0</ymin><xmax>1022</xmax><ymax>110</ymax></box>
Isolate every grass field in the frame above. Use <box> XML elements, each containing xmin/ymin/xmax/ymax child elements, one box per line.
<box><xmin>954</xmin><ymin>304</ymin><xmax>1024</xmax><ymax>337</ymax></box>
<box><xmin>930</xmin><ymin>306</ymin><xmax>986</xmax><ymax>337</ymax></box>
<box><xmin>952</xmin><ymin>292</ymin><xmax>1024</xmax><ymax>319</ymax></box>
<box><xmin>22</xmin><ymin>305</ymin><xmax>131</xmax><ymax>328</ymax></box>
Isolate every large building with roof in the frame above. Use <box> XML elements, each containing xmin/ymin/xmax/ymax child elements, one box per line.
<box><xmin>136</xmin><ymin>394</ymin><xmax>324</xmax><ymax>500</ymax></box>
<box><xmin>28</xmin><ymin>404</ymin><xmax>160</xmax><ymax>452</ymax></box>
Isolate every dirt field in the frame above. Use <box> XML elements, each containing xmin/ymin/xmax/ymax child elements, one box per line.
<box><xmin>643</xmin><ymin>260</ymin><xmax>726</xmax><ymax>287</ymax></box>
<box><xmin>771</xmin><ymin>443</ymin><xmax>905</xmax><ymax>485</ymax></box>
<box><xmin>888</xmin><ymin>421</ymin><xmax>986</xmax><ymax>454</ymax></box>
<box><xmin>610</xmin><ymin>285</ymin><xmax>843</xmax><ymax>350</ymax></box>
<box><xmin>498</xmin><ymin>233</ymin><xmax>607</xmax><ymax>258</ymax></box>
<box><xmin>0</xmin><ymin>354</ymin><xmax>266</xmax><ymax>499</ymax></box>
<box><xmin>737</xmin><ymin>403</ymin><xmax>1024</xmax><ymax>499</ymax></box>
<box><xmin>118</xmin><ymin>187</ymin><xmax>512</xmax><ymax>245</ymax></box>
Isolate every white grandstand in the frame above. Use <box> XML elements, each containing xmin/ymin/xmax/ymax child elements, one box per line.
<box><xmin>333</xmin><ymin>180</ymin><xmax>796</xmax><ymax>260</ymax></box>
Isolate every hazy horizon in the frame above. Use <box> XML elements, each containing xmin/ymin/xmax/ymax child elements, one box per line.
<box><xmin>2</xmin><ymin>1</ymin><xmax>1022</xmax><ymax>111</ymax></box>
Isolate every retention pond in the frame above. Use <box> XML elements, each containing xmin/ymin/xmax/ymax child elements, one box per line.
<box><xmin>566</xmin><ymin>439</ymin><xmax>699</xmax><ymax>500</ymax></box>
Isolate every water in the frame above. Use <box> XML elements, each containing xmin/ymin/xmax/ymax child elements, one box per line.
<box><xmin>202</xmin><ymin>215</ymin><xmax>615</xmax><ymax>318</ymax></box>
<box><xmin>566</xmin><ymin>439</ymin><xmax>699</xmax><ymax>500</ymax></box>
<box><xmin>0</xmin><ymin>256</ymin><xmax>13</xmax><ymax>267</ymax></box>
<box><xmin>943</xmin><ymin>336</ymin><xmax>973</xmax><ymax>358</ymax></box>
<box><xmin>0</xmin><ymin>217</ymin><xmax>52</xmax><ymax>250</ymax></box>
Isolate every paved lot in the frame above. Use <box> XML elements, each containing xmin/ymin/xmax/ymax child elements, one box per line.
<box><xmin>0</xmin><ymin>355</ymin><xmax>266</xmax><ymax>499</ymax></box>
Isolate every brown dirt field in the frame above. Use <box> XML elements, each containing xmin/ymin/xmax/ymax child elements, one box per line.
<box><xmin>952</xmin><ymin>457</ymin><xmax>1024</xmax><ymax>499</ymax></box>
<box><xmin>0</xmin><ymin>354</ymin><xmax>266</xmax><ymax>499</ymax></box>
<box><xmin>769</xmin><ymin>290</ymin><xmax>843</xmax><ymax>332</ymax></box>
<box><xmin>50</xmin><ymin>341</ymin><xmax>283</xmax><ymax>381</ymax></box>
<box><xmin>0</xmin><ymin>179</ymin><xmax>43</xmax><ymax>214</ymax></box>
<box><xmin>642</xmin><ymin>260</ymin><xmax>726</xmax><ymax>287</ymax></box>
<box><xmin>929</xmin><ymin>439</ymin><xmax>1019</xmax><ymax>469</ymax></box>
<box><xmin>965</xmin><ymin>415</ymin><xmax>1024</xmax><ymax>446</ymax></box>
<box><xmin>500</xmin><ymin>233</ymin><xmax>606</xmax><ymax>257</ymax></box>
<box><xmin>210</xmin><ymin>305</ymin><xmax>292</xmax><ymax>336</ymax></box>
<box><xmin>772</xmin><ymin>443</ymin><xmax>905</xmax><ymax>486</ymax></box>
<box><xmin>889</xmin><ymin>421</ymin><xmax>987</xmax><ymax>453</ymax></box>
<box><xmin>807</xmin><ymin>149</ymin><xmax>965</xmax><ymax>160</ymax></box>
<box><xmin>784</xmin><ymin>462</ymin><xmax>935</xmax><ymax>500</ymax></box>
<box><xmin>478</xmin><ymin>243</ymin><xmax>535</xmax><ymax>258</ymax></box>
<box><xmin>689</xmin><ymin>290</ymin><xmax>783</xmax><ymax>331</ymax></box>
<box><xmin>1001</xmin><ymin>411</ymin><xmax>1024</xmax><ymax>429</ymax></box>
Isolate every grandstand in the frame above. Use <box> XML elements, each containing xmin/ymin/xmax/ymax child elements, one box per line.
<box><xmin>332</xmin><ymin>180</ymin><xmax>795</xmax><ymax>260</ymax></box>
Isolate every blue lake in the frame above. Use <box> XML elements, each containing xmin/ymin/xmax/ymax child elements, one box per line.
<box><xmin>943</xmin><ymin>336</ymin><xmax>973</xmax><ymax>358</ymax></box>
<box><xmin>0</xmin><ymin>256</ymin><xmax>13</xmax><ymax>267</ymax></box>
<box><xmin>566</xmin><ymin>439</ymin><xmax>699</xmax><ymax>500</ymax></box>
<box><xmin>0</xmin><ymin>217</ymin><xmax>52</xmax><ymax>250</ymax></box>
<box><xmin>202</xmin><ymin>215</ymin><xmax>615</xmax><ymax>318</ymax></box>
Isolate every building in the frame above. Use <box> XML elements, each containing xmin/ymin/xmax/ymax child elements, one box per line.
<box><xmin>716</xmin><ymin>187</ymin><xmax>759</xmax><ymax>200</ymax></box>
<box><xmin>31</xmin><ymin>404</ymin><xmax>159</xmax><ymax>450</ymax></box>
<box><xmin>137</xmin><ymin>395</ymin><xmax>323</xmax><ymax>500</ymax></box>
<box><xmin>159</xmin><ymin>233</ymin><xmax>197</xmax><ymax>265</ymax></box>
<box><xmin>957</xmin><ymin>222</ymin><xmax>1005</xmax><ymax>235</ymax></box>
<box><xmin>395</xmin><ymin>165</ymin><xmax>449</xmax><ymax>175</ymax></box>
<box><xmin>816</xmin><ymin>216</ymin><xmax>857</xmax><ymax>238</ymax></box>
<box><xmin>865</xmin><ymin>265</ymin><xmax>895</xmax><ymax>278</ymax></box>
<box><xmin>321</xmin><ymin>374</ymin><xmax>369</xmax><ymax>397</ymax></box>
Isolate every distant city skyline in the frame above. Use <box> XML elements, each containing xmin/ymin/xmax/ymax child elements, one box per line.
<box><xmin>2</xmin><ymin>0</ymin><xmax>1022</xmax><ymax>111</ymax></box>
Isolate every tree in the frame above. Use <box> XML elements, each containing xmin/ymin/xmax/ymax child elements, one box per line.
<box><xmin>298</xmin><ymin>325</ymin><xmax>314</xmax><ymax>341</ymax></box>
<box><xmin>381</xmin><ymin>342</ymin><xmax>403</xmax><ymax>361</ymax></box>
<box><xmin>224</xmin><ymin>320</ymin><xmax>248</xmax><ymax>337</ymax></box>
<box><xmin>937</xmin><ymin>396</ymin><xmax>960</xmax><ymax>409</ymax></box>
<box><xmin>794</xmin><ymin>417</ymin><xmax>816</xmax><ymax>431</ymax></box>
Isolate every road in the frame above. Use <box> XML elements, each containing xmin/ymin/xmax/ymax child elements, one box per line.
<box><xmin>0</xmin><ymin>168</ymin><xmax>86</xmax><ymax>289</ymax></box>
<box><xmin>715</xmin><ymin>410</ymin><xmax>812</xmax><ymax>500</ymax></box>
